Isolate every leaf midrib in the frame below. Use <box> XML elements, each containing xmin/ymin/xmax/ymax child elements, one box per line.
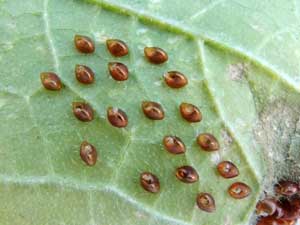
<box><xmin>87</xmin><ymin>0</ymin><xmax>300</xmax><ymax>93</ymax></box>
<box><xmin>43</xmin><ymin>1</ymin><xmax>261</xmax><ymax>224</ymax></box>
<box><xmin>0</xmin><ymin>0</ymin><xmax>271</xmax><ymax>224</ymax></box>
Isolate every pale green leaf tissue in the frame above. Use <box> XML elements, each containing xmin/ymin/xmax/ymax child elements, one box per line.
<box><xmin>1</xmin><ymin>0</ymin><xmax>300</xmax><ymax>224</ymax></box>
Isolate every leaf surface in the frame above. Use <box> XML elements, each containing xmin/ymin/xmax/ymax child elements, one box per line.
<box><xmin>1</xmin><ymin>0</ymin><xmax>299</xmax><ymax>224</ymax></box>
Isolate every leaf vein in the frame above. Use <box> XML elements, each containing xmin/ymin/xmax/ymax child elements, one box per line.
<box><xmin>0</xmin><ymin>174</ymin><xmax>191</xmax><ymax>225</ymax></box>
<box><xmin>86</xmin><ymin>0</ymin><xmax>300</xmax><ymax>92</ymax></box>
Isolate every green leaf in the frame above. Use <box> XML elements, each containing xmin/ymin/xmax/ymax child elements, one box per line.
<box><xmin>0</xmin><ymin>0</ymin><xmax>299</xmax><ymax>224</ymax></box>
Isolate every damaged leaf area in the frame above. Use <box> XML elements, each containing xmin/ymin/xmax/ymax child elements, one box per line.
<box><xmin>0</xmin><ymin>0</ymin><xmax>300</xmax><ymax>224</ymax></box>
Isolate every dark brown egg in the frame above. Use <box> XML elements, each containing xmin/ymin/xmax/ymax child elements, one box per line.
<box><xmin>80</xmin><ymin>141</ymin><xmax>97</xmax><ymax>166</ymax></box>
<box><xmin>228</xmin><ymin>182</ymin><xmax>251</xmax><ymax>199</ymax></box>
<box><xmin>175</xmin><ymin>166</ymin><xmax>199</xmax><ymax>183</ymax></box>
<box><xmin>279</xmin><ymin>197</ymin><xmax>300</xmax><ymax>221</ymax></box>
<box><xmin>107</xmin><ymin>107</ymin><xmax>128</xmax><ymax>128</ymax></box>
<box><xmin>163</xmin><ymin>136</ymin><xmax>186</xmax><ymax>154</ymax></box>
<box><xmin>217</xmin><ymin>161</ymin><xmax>239</xmax><ymax>178</ymax></box>
<box><xmin>74</xmin><ymin>35</ymin><xmax>95</xmax><ymax>53</ymax></box>
<box><xmin>179</xmin><ymin>103</ymin><xmax>202</xmax><ymax>122</ymax></box>
<box><xmin>40</xmin><ymin>72</ymin><xmax>62</xmax><ymax>91</ymax></box>
<box><xmin>257</xmin><ymin>216</ymin><xmax>296</xmax><ymax>225</ymax></box>
<box><xmin>75</xmin><ymin>65</ymin><xmax>95</xmax><ymax>84</ymax></box>
<box><xmin>256</xmin><ymin>199</ymin><xmax>278</xmax><ymax>217</ymax></box>
<box><xmin>140</xmin><ymin>172</ymin><xmax>160</xmax><ymax>193</ymax></box>
<box><xmin>108</xmin><ymin>62</ymin><xmax>129</xmax><ymax>81</ymax></box>
<box><xmin>164</xmin><ymin>71</ymin><xmax>188</xmax><ymax>88</ymax></box>
<box><xmin>142</xmin><ymin>101</ymin><xmax>165</xmax><ymax>120</ymax></box>
<box><xmin>196</xmin><ymin>193</ymin><xmax>216</xmax><ymax>213</ymax></box>
<box><xmin>275</xmin><ymin>181</ymin><xmax>298</xmax><ymax>197</ymax></box>
<box><xmin>106</xmin><ymin>39</ymin><xmax>129</xmax><ymax>57</ymax></box>
<box><xmin>72</xmin><ymin>102</ymin><xmax>94</xmax><ymax>122</ymax></box>
<box><xmin>197</xmin><ymin>133</ymin><xmax>219</xmax><ymax>151</ymax></box>
<box><xmin>144</xmin><ymin>47</ymin><xmax>168</xmax><ymax>64</ymax></box>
